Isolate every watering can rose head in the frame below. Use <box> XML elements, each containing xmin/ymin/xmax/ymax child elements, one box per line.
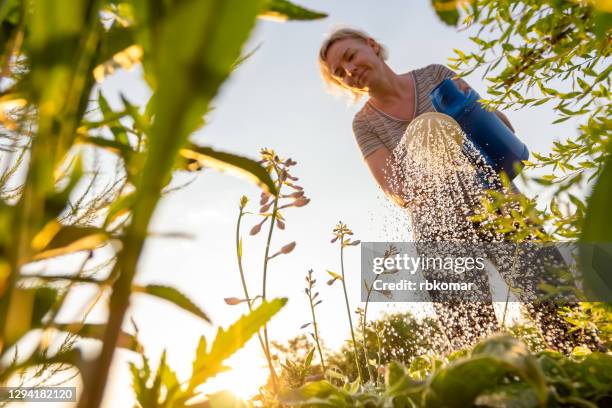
<box><xmin>318</xmin><ymin>27</ymin><xmax>389</xmax><ymax>100</ymax></box>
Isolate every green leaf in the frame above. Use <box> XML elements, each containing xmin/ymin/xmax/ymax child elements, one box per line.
<box><xmin>130</xmin><ymin>348</ymin><xmax>183</xmax><ymax>407</ymax></box>
<box><xmin>132</xmin><ymin>284</ymin><xmax>211</xmax><ymax>323</ymax></box>
<box><xmin>44</xmin><ymin>154</ymin><xmax>84</xmax><ymax>220</ymax></box>
<box><xmin>471</xmin><ymin>335</ymin><xmax>547</xmax><ymax>401</ymax></box>
<box><xmin>425</xmin><ymin>335</ymin><xmax>546</xmax><ymax>407</ymax></box>
<box><xmin>281</xmin><ymin>380</ymin><xmax>349</xmax><ymax>404</ymax></box>
<box><xmin>259</xmin><ymin>0</ymin><xmax>327</xmax><ymax>21</ymax></box>
<box><xmin>188</xmin><ymin>298</ymin><xmax>287</xmax><ymax>390</ymax></box>
<box><xmin>31</xmin><ymin>224</ymin><xmax>109</xmax><ymax>261</ymax></box>
<box><xmin>326</xmin><ymin>270</ymin><xmax>343</xmax><ymax>281</ymax></box>
<box><xmin>55</xmin><ymin>323</ymin><xmax>142</xmax><ymax>352</ymax></box>
<box><xmin>106</xmin><ymin>191</ymin><xmax>136</xmax><ymax>225</ymax></box>
<box><xmin>94</xmin><ymin>23</ymin><xmax>137</xmax><ymax>67</ymax></box>
<box><xmin>582</xmin><ymin>152</ymin><xmax>612</xmax><ymax>242</ymax></box>
<box><xmin>31</xmin><ymin>287</ymin><xmax>59</xmax><ymax>326</ymax></box>
<box><xmin>425</xmin><ymin>355</ymin><xmax>506</xmax><ymax>407</ymax></box>
<box><xmin>385</xmin><ymin>361</ymin><xmax>425</xmax><ymax>398</ymax></box>
<box><xmin>580</xmin><ymin>152</ymin><xmax>612</xmax><ymax>300</ymax></box>
<box><xmin>118</xmin><ymin>1</ymin><xmax>267</xmax><ymax>337</ymax></box>
<box><xmin>78</xmin><ymin>135</ymin><xmax>133</xmax><ymax>159</ymax></box>
<box><xmin>3</xmin><ymin>288</ymin><xmax>36</xmax><ymax>346</ymax></box>
<box><xmin>304</xmin><ymin>347</ymin><xmax>315</xmax><ymax>369</ymax></box>
<box><xmin>180</xmin><ymin>144</ymin><xmax>277</xmax><ymax>195</ymax></box>
<box><xmin>431</xmin><ymin>0</ymin><xmax>460</xmax><ymax>26</ymax></box>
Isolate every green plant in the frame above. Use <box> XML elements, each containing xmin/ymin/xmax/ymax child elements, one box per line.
<box><xmin>326</xmin><ymin>312</ymin><xmax>449</xmax><ymax>386</ymax></box>
<box><xmin>0</xmin><ymin>0</ymin><xmax>326</xmax><ymax>405</ymax></box>
<box><xmin>303</xmin><ymin>269</ymin><xmax>326</xmax><ymax>374</ymax></box>
<box><xmin>129</xmin><ymin>298</ymin><xmax>287</xmax><ymax>407</ymax></box>
<box><xmin>361</xmin><ymin>244</ymin><xmax>399</xmax><ymax>383</ymax></box>
<box><xmin>282</xmin><ymin>334</ymin><xmax>612</xmax><ymax>407</ymax></box>
<box><xmin>328</xmin><ymin>222</ymin><xmax>362</xmax><ymax>383</ymax></box>
<box><xmin>228</xmin><ymin>148</ymin><xmax>310</xmax><ymax>392</ymax></box>
<box><xmin>431</xmin><ymin>0</ymin><xmax>611</xmax><ymax>242</ymax></box>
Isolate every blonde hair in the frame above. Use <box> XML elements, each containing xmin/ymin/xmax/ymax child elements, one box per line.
<box><xmin>318</xmin><ymin>27</ymin><xmax>388</xmax><ymax>101</ymax></box>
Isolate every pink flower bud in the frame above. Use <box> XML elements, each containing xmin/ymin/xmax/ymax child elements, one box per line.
<box><xmin>293</xmin><ymin>197</ymin><xmax>310</xmax><ymax>207</ymax></box>
<box><xmin>280</xmin><ymin>241</ymin><xmax>296</xmax><ymax>254</ymax></box>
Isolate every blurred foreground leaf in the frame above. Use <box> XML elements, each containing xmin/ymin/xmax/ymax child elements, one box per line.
<box><xmin>260</xmin><ymin>0</ymin><xmax>327</xmax><ymax>21</ymax></box>
<box><xmin>132</xmin><ymin>284</ymin><xmax>211</xmax><ymax>323</ymax></box>
<box><xmin>187</xmin><ymin>298</ymin><xmax>287</xmax><ymax>390</ymax></box>
<box><xmin>580</xmin><ymin>152</ymin><xmax>612</xmax><ymax>300</ymax></box>
<box><xmin>31</xmin><ymin>225</ymin><xmax>109</xmax><ymax>261</ymax></box>
<box><xmin>431</xmin><ymin>0</ymin><xmax>461</xmax><ymax>26</ymax></box>
<box><xmin>55</xmin><ymin>323</ymin><xmax>142</xmax><ymax>352</ymax></box>
<box><xmin>180</xmin><ymin>144</ymin><xmax>277</xmax><ymax>195</ymax></box>
<box><xmin>425</xmin><ymin>335</ymin><xmax>547</xmax><ymax>407</ymax></box>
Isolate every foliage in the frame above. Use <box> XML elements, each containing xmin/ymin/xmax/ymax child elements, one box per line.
<box><xmin>326</xmin><ymin>312</ymin><xmax>449</xmax><ymax>385</ymax></box>
<box><xmin>282</xmin><ymin>334</ymin><xmax>612</xmax><ymax>407</ymax></box>
<box><xmin>0</xmin><ymin>0</ymin><xmax>324</xmax><ymax>405</ymax></box>
<box><xmin>229</xmin><ymin>149</ymin><xmax>310</xmax><ymax>393</ymax></box>
<box><xmin>328</xmin><ymin>222</ymin><xmax>363</xmax><ymax>382</ymax></box>
<box><xmin>303</xmin><ymin>269</ymin><xmax>326</xmax><ymax>374</ymax></box>
<box><xmin>433</xmin><ymin>0</ymin><xmax>611</xmax><ymax>242</ymax></box>
<box><xmin>129</xmin><ymin>298</ymin><xmax>286</xmax><ymax>407</ymax></box>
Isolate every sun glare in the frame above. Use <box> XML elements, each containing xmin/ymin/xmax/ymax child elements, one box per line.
<box><xmin>203</xmin><ymin>349</ymin><xmax>270</xmax><ymax>401</ymax></box>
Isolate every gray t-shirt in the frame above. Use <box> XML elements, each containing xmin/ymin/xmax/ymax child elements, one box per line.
<box><xmin>352</xmin><ymin>64</ymin><xmax>456</xmax><ymax>159</ymax></box>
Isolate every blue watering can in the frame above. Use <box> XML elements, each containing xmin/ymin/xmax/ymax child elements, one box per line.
<box><xmin>430</xmin><ymin>79</ymin><xmax>529</xmax><ymax>179</ymax></box>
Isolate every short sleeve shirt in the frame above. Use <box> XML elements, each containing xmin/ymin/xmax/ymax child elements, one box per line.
<box><xmin>352</xmin><ymin>64</ymin><xmax>457</xmax><ymax>159</ymax></box>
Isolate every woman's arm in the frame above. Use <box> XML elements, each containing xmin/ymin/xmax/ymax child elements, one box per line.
<box><xmin>453</xmin><ymin>78</ymin><xmax>515</xmax><ymax>132</ymax></box>
<box><xmin>364</xmin><ymin>147</ymin><xmax>408</xmax><ymax>208</ymax></box>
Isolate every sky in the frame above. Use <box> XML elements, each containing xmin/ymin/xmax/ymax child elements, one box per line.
<box><xmin>11</xmin><ymin>0</ymin><xmax>587</xmax><ymax>406</ymax></box>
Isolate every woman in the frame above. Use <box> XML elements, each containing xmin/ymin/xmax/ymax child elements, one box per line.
<box><xmin>318</xmin><ymin>27</ymin><xmax>601</xmax><ymax>353</ymax></box>
<box><xmin>318</xmin><ymin>27</ymin><xmax>513</xmax><ymax>209</ymax></box>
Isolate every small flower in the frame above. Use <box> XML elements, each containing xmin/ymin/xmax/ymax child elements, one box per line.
<box><xmin>224</xmin><ymin>297</ymin><xmax>243</xmax><ymax>305</ymax></box>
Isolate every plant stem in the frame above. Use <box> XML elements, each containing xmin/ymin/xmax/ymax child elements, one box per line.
<box><xmin>235</xmin><ymin>206</ymin><xmax>278</xmax><ymax>389</ymax></box>
<box><xmin>339</xmin><ymin>238</ymin><xmax>362</xmax><ymax>382</ymax></box>
<box><xmin>308</xmin><ymin>285</ymin><xmax>326</xmax><ymax>373</ymax></box>
<box><xmin>261</xmin><ymin>167</ymin><xmax>281</xmax><ymax>391</ymax></box>
<box><xmin>362</xmin><ymin>280</ymin><xmax>376</xmax><ymax>382</ymax></box>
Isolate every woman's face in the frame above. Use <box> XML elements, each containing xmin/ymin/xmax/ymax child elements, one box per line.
<box><xmin>325</xmin><ymin>37</ymin><xmax>383</xmax><ymax>92</ymax></box>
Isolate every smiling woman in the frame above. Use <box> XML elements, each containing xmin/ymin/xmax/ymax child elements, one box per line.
<box><xmin>317</xmin><ymin>27</ymin><xmax>513</xmax><ymax>208</ymax></box>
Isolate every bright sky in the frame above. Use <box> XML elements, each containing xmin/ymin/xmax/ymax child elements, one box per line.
<box><xmin>15</xmin><ymin>0</ymin><xmax>586</xmax><ymax>406</ymax></box>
